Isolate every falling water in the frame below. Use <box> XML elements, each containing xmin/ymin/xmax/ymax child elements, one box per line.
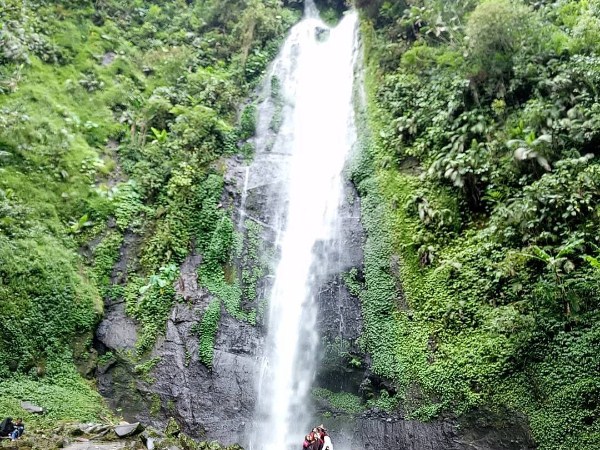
<box><xmin>248</xmin><ymin>2</ymin><xmax>358</xmax><ymax>449</ymax></box>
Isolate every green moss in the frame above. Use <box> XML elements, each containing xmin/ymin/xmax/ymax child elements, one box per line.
<box><xmin>312</xmin><ymin>388</ymin><xmax>365</xmax><ymax>415</ymax></box>
<box><xmin>150</xmin><ymin>393</ymin><xmax>161</xmax><ymax>417</ymax></box>
<box><xmin>241</xmin><ymin>219</ymin><xmax>268</xmax><ymax>305</ymax></box>
<box><xmin>97</xmin><ymin>351</ymin><xmax>115</xmax><ymax>367</ymax></box>
<box><xmin>0</xmin><ymin>364</ymin><xmax>110</xmax><ymax>429</ymax></box>
<box><xmin>0</xmin><ymin>234</ymin><xmax>101</xmax><ymax>376</ymax></box>
<box><xmin>342</xmin><ymin>268</ymin><xmax>363</xmax><ymax>297</ymax></box>
<box><xmin>268</xmin><ymin>75</ymin><xmax>284</xmax><ymax>133</ymax></box>
<box><xmin>196</xmin><ymin>205</ymin><xmax>268</xmax><ymax>325</ymax></box>
<box><xmin>198</xmin><ymin>213</ymin><xmax>255</xmax><ymax>322</ymax></box>
<box><xmin>134</xmin><ymin>356</ymin><xmax>161</xmax><ymax>383</ymax></box>
<box><xmin>126</xmin><ymin>265</ymin><xmax>179</xmax><ymax>355</ymax></box>
<box><xmin>92</xmin><ymin>230</ymin><xmax>124</xmax><ymax>297</ymax></box>
<box><xmin>197</xmin><ymin>299</ymin><xmax>222</xmax><ymax>368</ymax></box>
<box><xmin>239</xmin><ymin>104</ymin><xmax>257</xmax><ymax>140</ymax></box>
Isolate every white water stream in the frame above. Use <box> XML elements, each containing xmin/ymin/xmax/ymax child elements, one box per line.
<box><xmin>248</xmin><ymin>2</ymin><xmax>358</xmax><ymax>449</ymax></box>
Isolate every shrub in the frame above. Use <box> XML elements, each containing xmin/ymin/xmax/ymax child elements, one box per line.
<box><xmin>466</xmin><ymin>0</ymin><xmax>537</xmax><ymax>89</ymax></box>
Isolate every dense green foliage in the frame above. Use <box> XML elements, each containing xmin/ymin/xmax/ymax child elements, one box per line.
<box><xmin>312</xmin><ymin>387</ymin><xmax>365</xmax><ymax>415</ymax></box>
<box><xmin>196</xmin><ymin>299</ymin><xmax>222</xmax><ymax>368</ymax></box>
<box><xmin>126</xmin><ymin>264</ymin><xmax>179</xmax><ymax>354</ymax></box>
<box><xmin>0</xmin><ymin>370</ymin><xmax>107</xmax><ymax>428</ymax></box>
<box><xmin>3</xmin><ymin>0</ymin><xmax>599</xmax><ymax>446</ymax></box>
<box><xmin>355</xmin><ymin>0</ymin><xmax>600</xmax><ymax>447</ymax></box>
<box><xmin>0</xmin><ymin>0</ymin><xmax>297</xmax><ymax>423</ymax></box>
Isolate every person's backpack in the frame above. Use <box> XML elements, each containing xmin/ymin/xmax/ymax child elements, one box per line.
<box><xmin>0</xmin><ymin>417</ymin><xmax>13</xmax><ymax>437</ymax></box>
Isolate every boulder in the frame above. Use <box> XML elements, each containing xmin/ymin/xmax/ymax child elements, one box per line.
<box><xmin>114</xmin><ymin>422</ymin><xmax>144</xmax><ymax>438</ymax></box>
<box><xmin>79</xmin><ymin>423</ymin><xmax>109</xmax><ymax>435</ymax></box>
<box><xmin>315</xmin><ymin>26</ymin><xmax>330</xmax><ymax>42</ymax></box>
<box><xmin>145</xmin><ymin>437</ymin><xmax>156</xmax><ymax>450</ymax></box>
<box><xmin>20</xmin><ymin>401</ymin><xmax>45</xmax><ymax>414</ymax></box>
<box><xmin>140</xmin><ymin>426</ymin><xmax>166</xmax><ymax>450</ymax></box>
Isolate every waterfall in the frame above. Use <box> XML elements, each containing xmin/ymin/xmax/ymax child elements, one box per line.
<box><xmin>247</xmin><ymin>2</ymin><xmax>359</xmax><ymax>449</ymax></box>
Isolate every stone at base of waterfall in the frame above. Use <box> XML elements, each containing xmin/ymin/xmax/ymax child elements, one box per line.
<box><xmin>77</xmin><ymin>423</ymin><xmax>110</xmax><ymax>435</ymax></box>
<box><xmin>63</xmin><ymin>442</ymin><xmax>126</xmax><ymax>450</ymax></box>
<box><xmin>114</xmin><ymin>422</ymin><xmax>144</xmax><ymax>438</ymax></box>
<box><xmin>21</xmin><ymin>401</ymin><xmax>45</xmax><ymax>414</ymax></box>
<box><xmin>145</xmin><ymin>437</ymin><xmax>157</xmax><ymax>450</ymax></box>
<box><xmin>315</xmin><ymin>26</ymin><xmax>330</xmax><ymax>42</ymax></box>
<box><xmin>140</xmin><ymin>426</ymin><xmax>168</xmax><ymax>450</ymax></box>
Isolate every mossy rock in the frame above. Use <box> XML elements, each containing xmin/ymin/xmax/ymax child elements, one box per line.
<box><xmin>0</xmin><ymin>434</ymin><xmax>61</xmax><ymax>450</ymax></box>
<box><xmin>164</xmin><ymin>417</ymin><xmax>181</xmax><ymax>437</ymax></box>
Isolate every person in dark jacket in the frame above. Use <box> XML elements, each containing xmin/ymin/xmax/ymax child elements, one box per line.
<box><xmin>0</xmin><ymin>417</ymin><xmax>14</xmax><ymax>438</ymax></box>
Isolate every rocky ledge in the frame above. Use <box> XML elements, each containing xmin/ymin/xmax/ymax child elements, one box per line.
<box><xmin>0</xmin><ymin>420</ymin><xmax>243</xmax><ymax>450</ymax></box>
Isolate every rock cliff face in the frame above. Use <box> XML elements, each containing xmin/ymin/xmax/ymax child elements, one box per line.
<box><xmin>95</xmin><ymin>157</ymin><xmax>265</xmax><ymax>446</ymax></box>
<box><xmin>95</xmin><ymin>152</ymin><xmax>535</xmax><ymax>449</ymax></box>
<box><xmin>94</xmin><ymin>35</ymin><xmax>534</xmax><ymax>450</ymax></box>
<box><xmin>313</xmin><ymin>410</ymin><xmax>535</xmax><ymax>450</ymax></box>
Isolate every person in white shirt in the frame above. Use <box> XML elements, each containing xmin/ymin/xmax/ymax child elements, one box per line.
<box><xmin>316</xmin><ymin>425</ymin><xmax>333</xmax><ymax>450</ymax></box>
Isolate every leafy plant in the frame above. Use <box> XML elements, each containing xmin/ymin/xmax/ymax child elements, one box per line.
<box><xmin>312</xmin><ymin>387</ymin><xmax>365</xmax><ymax>415</ymax></box>
<box><xmin>68</xmin><ymin>214</ymin><xmax>93</xmax><ymax>234</ymax></box>
<box><xmin>524</xmin><ymin>238</ymin><xmax>584</xmax><ymax>315</ymax></box>
<box><xmin>507</xmin><ymin>132</ymin><xmax>552</xmax><ymax>171</ymax></box>
<box><xmin>150</xmin><ymin>127</ymin><xmax>168</xmax><ymax>144</ymax></box>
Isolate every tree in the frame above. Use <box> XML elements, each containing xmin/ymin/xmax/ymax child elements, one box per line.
<box><xmin>465</xmin><ymin>0</ymin><xmax>536</xmax><ymax>92</ymax></box>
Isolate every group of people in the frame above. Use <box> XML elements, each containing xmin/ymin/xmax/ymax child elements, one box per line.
<box><xmin>302</xmin><ymin>424</ymin><xmax>333</xmax><ymax>450</ymax></box>
<box><xmin>0</xmin><ymin>417</ymin><xmax>25</xmax><ymax>441</ymax></box>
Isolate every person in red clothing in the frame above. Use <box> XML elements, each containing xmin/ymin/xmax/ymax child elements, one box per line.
<box><xmin>303</xmin><ymin>432</ymin><xmax>320</xmax><ymax>450</ymax></box>
<box><xmin>311</xmin><ymin>428</ymin><xmax>323</xmax><ymax>449</ymax></box>
<box><xmin>302</xmin><ymin>425</ymin><xmax>333</xmax><ymax>450</ymax></box>
<box><xmin>303</xmin><ymin>434</ymin><xmax>313</xmax><ymax>449</ymax></box>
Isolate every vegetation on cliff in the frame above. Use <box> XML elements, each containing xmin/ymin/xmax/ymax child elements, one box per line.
<box><xmin>354</xmin><ymin>0</ymin><xmax>600</xmax><ymax>448</ymax></box>
<box><xmin>2</xmin><ymin>0</ymin><xmax>599</xmax><ymax>447</ymax></box>
<box><xmin>0</xmin><ymin>0</ymin><xmax>297</xmax><ymax>424</ymax></box>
